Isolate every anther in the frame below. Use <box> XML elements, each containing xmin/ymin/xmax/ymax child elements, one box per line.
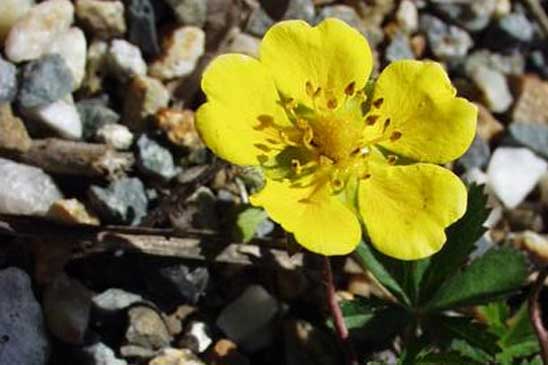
<box><xmin>327</xmin><ymin>98</ymin><xmax>338</xmax><ymax>109</ymax></box>
<box><xmin>291</xmin><ymin>159</ymin><xmax>302</xmax><ymax>174</ymax></box>
<box><xmin>373</xmin><ymin>98</ymin><xmax>384</xmax><ymax>108</ymax></box>
<box><xmin>366</xmin><ymin>115</ymin><xmax>379</xmax><ymax>126</ymax></box>
<box><xmin>345</xmin><ymin>81</ymin><xmax>356</xmax><ymax>96</ymax></box>
<box><xmin>362</xmin><ymin>173</ymin><xmax>372</xmax><ymax>180</ymax></box>
<box><xmin>319</xmin><ymin>155</ymin><xmax>334</xmax><ymax>166</ymax></box>
<box><xmin>390</xmin><ymin>131</ymin><xmax>402</xmax><ymax>142</ymax></box>
<box><xmin>305</xmin><ymin>81</ymin><xmax>314</xmax><ymax>97</ymax></box>
<box><xmin>303</xmin><ymin>128</ymin><xmax>315</xmax><ymax>150</ymax></box>
<box><xmin>331</xmin><ymin>177</ymin><xmax>344</xmax><ymax>191</ymax></box>
<box><xmin>383</xmin><ymin>118</ymin><xmax>391</xmax><ymax>132</ymax></box>
<box><xmin>387</xmin><ymin>155</ymin><xmax>398</xmax><ymax>165</ymax></box>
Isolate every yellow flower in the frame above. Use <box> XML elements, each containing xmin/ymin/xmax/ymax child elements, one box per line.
<box><xmin>196</xmin><ymin>18</ymin><xmax>477</xmax><ymax>260</ymax></box>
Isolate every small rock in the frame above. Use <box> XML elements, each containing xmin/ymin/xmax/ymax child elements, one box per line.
<box><xmin>123</xmin><ymin>75</ymin><xmax>169</xmax><ymax>131</ymax></box>
<box><xmin>28</xmin><ymin>95</ymin><xmax>83</xmax><ymax>140</ymax></box>
<box><xmin>164</xmin><ymin>0</ymin><xmax>207</xmax><ymax>27</ymax></box>
<box><xmin>245</xmin><ymin>6</ymin><xmax>275</xmax><ymax>37</ymax></box>
<box><xmin>0</xmin><ymin>267</ymin><xmax>50</xmax><ymax>365</ymax></box>
<box><xmin>149</xmin><ymin>348</ymin><xmax>206</xmax><ymax>365</ymax></box>
<box><xmin>149</xmin><ymin>26</ymin><xmax>205</xmax><ymax>81</ymax></box>
<box><xmin>163</xmin><ymin>305</ymin><xmax>196</xmax><ymax>336</ymax></box>
<box><xmin>0</xmin><ymin>158</ymin><xmax>62</xmax><ymax>216</ymax></box>
<box><xmin>155</xmin><ymin>109</ymin><xmax>203</xmax><ymax>148</ymax></box>
<box><xmin>396</xmin><ymin>0</ymin><xmax>418</xmax><ymax>33</ymax></box>
<box><xmin>18</xmin><ymin>54</ymin><xmax>73</xmax><ymax>108</ymax></box>
<box><xmin>77</xmin><ymin>98</ymin><xmax>120</xmax><ymax>140</ymax></box>
<box><xmin>511</xmin><ymin>231</ymin><xmax>548</xmax><ymax>265</ymax></box>
<box><xmin>81</xmin><ymin>40</ymin><xmax>109</xmax><ymax>94</ymax></box>
<box><xmin>469</xmin><ymin>65</ymin><xmax>513</xmax><ymax>113</ymax></box>
<box><xmin>465</xmin><ymin>49</ymin><xmax>525</xmax><ymax>77</ymax></box>
<box><xmin>476</xmin><ymin>103</ymin><xmax>504</xmax><ymax>141</ymax></box>
<box><xmin>47</xmin><ymin>27</ymin><xmax>88</xmax><ymax>90</ymax></box>
<box><xmin>126</xmin><ymin>0</ymin><xmax>161</xmax><ymax>56</ymax></box>
<box><xmin>495</xmin><ymin>12</ymin><xmax>535</xmax><ymax>44</ymax></box>
<box><xmin>283</xmin><ymin>320</ymin><xmax>339</xmax><ymax>365</ymax></box>
<box><xmin>119</xmin><ymin>345</ymin><xmax>156</xmax><ymax>360</ymax></box>
<box><xmin>420</xmin><ymin>14</ymin><xmax>473</xmax><ymax>60</ymax></box>
<box><xmin>512</xmin><ymin>75</ymin><xmax>548</xmax><ymax>124</ymax></box>
<box><xmin>170</xmin><ymin>186</ymin><xmax>219</xmax><ymax>231</ymax></box>
<box><xmin>83</xmin><ymin>342</ymin><xmax>128</xmax><ymax>365</ymax></box>
<box><xmin>0</xmin><ymin>104</ymin><xmax>32</xmax><ymax>153</ymax></box>
<box><xmin>76</xmin><ymin>0</ymin><xmax>126</xmax><ymax>39</ymax></box>
<box><xmin>89</xmin><ymin>177</ymin><xmax>148</xmax><ymax>225</ymax></box>
<box><xmin>43</xmin><ymin>273</ymin><xmax>93</xmax><ymax>344</ymax></box>
<box><xmin>48</xmin><ymin>198</ymin><xmax>100</xmax><ymax>225</ymax></box>
<box><xmin>126</xmin><ymin>306</ymin><xmax>172</xmax><ymax>349</ymax></box>
<box><xmin>506</xmin><ymin>207</ymin><xmax>544</xmax><ymax>233</ymax></box>
<box><xmin>180</xmin><ymin>321</ymin><xmax>212</xmax><ymax>353</ymax></box>
<box><xmin>457</xmin><ymin>134</ymin><xmax>490</xmax><ymax>171</ymax></box>
<box><xmin>487</xmin><ymin>147</ymin><xmax>547</xmax><ymax>208</ymax></box>
<box><xmin>432</xmin><ymin>0</ymin><xmax>496</xmax><ymax>32</ymax></box>
<box><xmin>226</xmin><ymin>31</ymin><xmax>261</xmax><ymax>58</ymax></box>
<box><xmin>96</xmin><ymin>124</ymin><xmax>134</xmax><ymax>150</ymax></box>
<box><xmin>385</xmin><ymin>33</ymin><xmax>414</xmax><ymax>62</ymax></box>
<box><xmin>0</xmin><ymin>0</ymin><xmax>34</xmax><ymax>42</ymax></box>
<box><xmin>136</xmin><ymin>134</ymin><xmax>179</xmax><ymax>180</ymax></box>
<box><xmin>147</xmin><ymin>265</ymin><xmax>209</xmax><ymax>306</ymax></box>
<box><xmin>93</xmin><ymin>288</ymin><xmax>143</xmax><ymax>312</ymax></box>
<box><xmin>205</xmin><ymin>339</ymin><xmax>250</xmax><ymax>365</ymax></box>
<box><xmin>216</xmin><ymin>285</ymin><xmax>279</xmax><ymax>349</ymax></box>
<box><xmin>284</xmin><ymin>0</ymin><xmax>315</xmax><ymax>23</ymax></box>
<box><xmin>509</xmin><ymin>123</ymin><xmax>548</xmax><ymax>159</ymax></box>
<box><xmin>4</xmin><ymin>0</ymin><xmax>74</xmax><ymax>62</ymax></box>
<box><xmin>108</xmin><ymin>39</ymin><xmax>147</xmax><ymax>82</ymax></box>
<box><xmin>0</xmin><ymin>55</ymin><xmax>18</xmax><ymax>103</ymax></box>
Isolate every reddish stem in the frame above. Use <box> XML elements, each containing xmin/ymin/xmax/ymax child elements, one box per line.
<box><xmin>323</xmin><ymin>256</ymin><xmax>359</xmax><ymax>365</ymax></box>
<box><xmin>529</xmin><ymin>266</ymin><xmax>548</xmax><ymax>365</ymax></box>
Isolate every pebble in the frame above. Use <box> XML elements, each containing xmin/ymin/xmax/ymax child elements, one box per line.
<box><xmin>496</xmin><ymin>12</ymin><xmax>535</xmax><ymax>44</ymax></box>
<box><xmin>163</xmin><ymin>305</ymin><xmax>197</xmax><ymax>336</ymax></box>
<box><xmin>0</xmin><ymin>267</ymin><xmax>51</xmax><ymax>365</ymax></box>
<box><xmin>179</xmin><ymin>321</ymin><xmax>213</xmax><ymax>353</ymax></box>
<box><xmin>75</xmin><ymin>0</ymin><xmax>126</xmax><ymax>39</ymax></box>
<box><xmin>509</xmin><ymin>123</ymin><xmax>548</xmax><ymax>159</ymax></box>
<box><xmin>83</xmin><ymin>40</ymin><xmax>109</xmax><ymax>94</ymax></box>
<box><xmin>487</xmin><ymin>147</ymin><xmax>547</xmax><ymax>208</ymax></box>
<box><xmin>92</xmin><ymin>288</ymin><xmax>143</xmax><ymax>312</ymax></box>
<box><xmin>119</xmin><ymin>344</ymin><xmax>156</xmax><ymax>359</ymax></box>
<box><xmin>28</xmin><ymin>95</ymin><xmax>83</xmax><ymax>140</ymax></box>
<box><xmin>457</xmin><ymin>135</ymin><xmax>490</xmax><ymax>171</ymax></box>
<box><xmin>96</xmin><ymin>124</ymin><xmax>134</xmax><ymax>150</ymax></box>
<box><xmin>283</xmin><ymin>320</ymin><xmax>340</xmax><ymax>365</ymax></box>
<box><xmin>469</xmin><ymin>65</ymin><xmax>513</xmax><ymax>113</ymax></box>
<box><xmin>5</xmin><ymin>0</ymin><xmax>74</xmax><ymax>63</ymax></box>
<box><xmin>512</xmin><ymin>75</ymin><xmax>548</xmax><ymax>124</ymax></box>
<box><xmin>476</xmin><ymin>103</ymin><xmax>505</xmax><ymax>141</ymax></box>
<box><xmin>126</xmin><ymin>0</ymin><xmax>161</xmax><ymax>56</ymax></box>
<box><xmin>205</xmin><ymin>339</ymin><xmax>250</xmax><ymax>365</ymax></box>
<box><xmin>0</xmin><ymin>104</ymin><xmax>32</xmax><ymax>153</ymax></box>
<box><xmin>47</xmin><ymin>27</ymin><xmax>88</xmax><ymax>90</ymax></box>
<box><xmin>155</xmin><ymin>109</ymin><xmax>203</xmax><ymax>148</ymax></box>
<box><xmin>419</xmin><ymin>14</ymin><xmax>473</xmax><ymax>60</ymax></box>
<box><xmin>216</xmin><ymin>285</ymin><xmax>279</xmax><ymax>349</ymax></box>
<box><xmin>43</xmin><ymin>273</ymin><xmax>93</xmax><ymax>345</ymax></box>
<box><xmin>164</xmin><ymin>0</ymin><xmax>208</xmax><ymax>27</ymax></box>
<box><xmin>83</xmin><ymin>342</ymin><xmax>128</xmax><ymax>365</ymax></box>
<box><xmin>147</xmin><ymin>265</ymin><xmax>209</xmax><ymax>306</ymax></box>
<box><xmin>0</xmin><ymin>55</ymin><xmax>18</xmax><ymax>103</ymax></box>
<box><xmin>226</xmin><ymin>31</ymin><xmax>261</xmax><ymax>58</ymax></box>
<box><xmin>170</xmin><ymin>186</ymin><xmax>219</xmax><ymax>231</ymax></box>
<box><xmin>0</xmin><ymin>158</ymin><xmax>62</xmax><ymax>216</ymax></box>
<box><xmin>126</xmin><ymin>306</ymin><xmax>172</xmax><ymax>349</ymax></box>
<box><xmin>396</xmin><ymin>0</ymin><xmax>418</xmax><ymax>33</ymax></box>
<box><xmin>108</xmin><ymin>39</ymin><xmax>147</xmax><ymax>82</ymax></box>
<box><xmin>433</xmin><ymin>0</ymin><xmax>496</xmax><ymax>32</ymax></box>
<box><xmin>506</xmin><ymin>207</ymin><xmax>544</xmax><ymax>233</ymax></box>
<box><xmin>18</xmin><ymin>54</ymin><xmax>74</xmax><ymax>108</ymax></box>
<box><xmin>0</xmin><ymin>0</ymin><xmax>34</xmax><ymax>41</ymax></box>
<box><xmin>385</xmin><ymin>33</ymin><xmax>414</xmax><ymax>62</ymax></box>
<box><xmin>245</xmin><ymin>6</ymin><xmax>275</xmax><ymax>37</ymax></box>
<box><xmin>511</xmin><ymin>231</ymin><xmax>548</xmax><ymax>265</ymax></box>
<box><xmin>47</xmin><ymin>198</ymin><xmax>100</xmax><ymax>225</ymax></box>
<box><xmin>89</xmin><ymin>177</ymin><xmax>148</xmax><ymax>225</ymax></box>
<box><xmin>149</xmin><ymin>348</ymin><xmax>206</xmax><ymax>365</ymax></box>
<box><xmin>76</xmin><ymin>98</ymin><xmax>120</xmax><ymax>140</ymax></box>
<box><xmin>149</xmin><ymin>26</ymin><xmax>205</xmax><ymax>81</ymax></box>
<box><xmin>136</xmin><ymin>134</ymin><xmax>179</xmax><ymax>180</ymax></box>
<box><xmin>284</xmin><ymin>0</ymin><xmax>316</xmax><ymax>23</ymax></box>
<box><xmin>123</xmin><ymin>75</ymin><xmax>170</xmax><ymax>131</ymax></box>
<box><xmin>465</xmin><ymin>49</ymin><xmax>525</xmax><ymax>77</ymax></box>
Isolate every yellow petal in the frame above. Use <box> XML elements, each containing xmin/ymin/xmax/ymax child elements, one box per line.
<box><xmin>259</xmin><ymin>18</ymin><xmax>373</xmax><ymax>108</ymax></box>
<box><xmin>365</xmin><ymin>60</ymin><xmax>477</xmax><ymax>164</ymax></box>
<box><xmin>250</xmin><ymin>176</ymin><xmax>361</xmax><ymax>255</ymax></box>
<box><xmin>358</xmin><ymin>162</ymin><xmax>467</xmax><ymax>260</ymax></box>
<box><xmin>196</xmin><ymin>53</ymin><xmax>290</xmax><ymax>166</ymax></box>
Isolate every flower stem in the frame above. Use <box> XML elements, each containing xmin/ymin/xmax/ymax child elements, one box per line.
<box><xmin>529</xmin><ymin>266</ymin><xmax>548</xmax><ymax>365</ymax></box>
<box><xmin>323</xmin><ymin>255</ymin><xmax>359</xmax><ymax>365</ymax></box>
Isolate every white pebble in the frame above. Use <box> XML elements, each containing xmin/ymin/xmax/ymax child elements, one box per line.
<box><xmin>29</xmin><ymin>96</ymin><xmax>83</xmax><ymax>140</ymax></box>
<box><xmin>0</xmin><ymin>0</ymin><xmax>34</xmax><ymax>41</ymax></box>
<box><xmin>108</xmin><ymin>39</ymin><xmax>147</xmax><ymax>81</ymax></box>
<box><xmin>96</xmin><ymin>124</ymin><xmax>134</xmax><ymax>150</ymax></box>
<box><xmin>48</xmin><ymin>27</ymin><xmax>88</xmax><ymax>90</ymax></box>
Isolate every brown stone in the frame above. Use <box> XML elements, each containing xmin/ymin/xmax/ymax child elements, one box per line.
<box><xmin>48</xmin><ymin>198</ymin><xmax>100</xmax><ymax>226</ymax></box>
<box><xmin>155</xmin><ymin>108</ymin><xmax>203</xmax><ymax>149</ymax></box>
<box><xmin>410</xmin><ymin>34</ymin><xmax>426</xmax><ymax>58</ymax></box>
<box><xmin>205</xmin><ymin>339</ymin><xmax>250</xmax><ymax>365</ymax></box>
<box><xmin>475</xmin><ymin>103</ymin><xmax>504</xmax><ymax>141</ymax></box>
<box><xmin>511</xmin><ymin>74</ymin><xmax>548</xmax><ymax>124</ymax></box>
<box><xmin>0</xmin><ymin>103</ymin><xmax>32</xmax><ymax>152</ymax></box>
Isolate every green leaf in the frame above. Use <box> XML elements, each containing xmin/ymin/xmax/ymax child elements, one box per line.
<box><xmin>233</xmin><ymin>206</ymin><xmax>268</xmax><ymax>243</ymax></box>
<box><xmin>497</xmin><ymin>341</ymin><xmax>541</xmax><ymax>365</ymax></box>
<box><xmin>477</xmin><ymin>301</ymin><xmax>511</xmax><ymax>337</ymax></box>
<box><xmin>415</xmin><ymin>351</ymin><xmax>483</xmax><ymax>365</ymax></box>
<box><xmin>432</xmin><ymin>316</ymin><xmax>500</xmax><ymax>355</ymax></box>
<box><xmin>449</xmin><ymin>339</ymin><xmax>493</xmax><ymax>363</ymax></box>
<box><xmin>424</xmin><ymin>247</ymin><xmax>528</xmax><ymax>312</ymax></box>
<box><xmin>329</xmin><ymin>297</ymin><xmax>387</xmax><ymax>331</ymax></box>
<box><xmin>354</xmin><ymin>241</ymin><xmax>411</xmax><ymax>306</ymax></box>
<box><xmin>419</xmin><ymin>184</ymin><xmax>490</xmax><ymax>303</ymax></box>
<box><xmin>500</xmin><ymin>302</ymin><xmax>538</xmax><ymax>349</ymax></box>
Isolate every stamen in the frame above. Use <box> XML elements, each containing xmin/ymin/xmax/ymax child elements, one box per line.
<box><xmin>330</xmin><ymin>177</ymin><xmax>344</xmax><ymax>192</ymax></box>
<box><xmin>387</xmin><ymin>155</ymin><xmax>398</xmax><ymax>165</ymax></box>
<box><xmin>345</xmin><ymin>81</ymin><xmax>356</xmax><ymax>96</ymax></box>
<box><xmin>279</xmin><ymin>131</ymin><xmax>298</xmax><ymax>147</ymax></box>
<box><xmin>362</xmin><ymin>173</ymin><xmax>371</xmax><ymax>180</ymax></box>
<box><xmin>383</xmin><ymin>118</ymin><xmax>391</xmax><ymax>133</ymax></box>
<box><xmin>366</xmin><ymin>115</ymin><xmax>379</xmax><ymax>126</ymax></box>
<box><xmin>390</xmin><ymin>131</ymin><xmax>402</xmax><ymax>142</ymax></box>
<box><xmin>373</xmin><ymin>98</ymin><xmax>384</xmax><ymax>108</ymax></box>
<box><xmin>327</xmin><ymin>98</ymin><xmax>338</xmax><ymax>109</ymax></box>
<box><xmin>305</xmin><ymin>81</ymin><xmax>315</xmax><ymax>97</ymax></box>
<box><xmin>313</xmin><ymin>87</ymin><xmax>322</xmax><ymax>98</ymax></box>
<box><xmin>319</xmin><ymin>155</ymin><xmax>334</xmax><ymax>167</ymax></box>
<box><xmin>303</xmin><ymin>127</ymin><xmax>315</xmax><ymax>150</ymax></box>
<box><xmin>291</xmin><ymin>159</ymin><xmax>302</xmax><ymax>174</ymax></box>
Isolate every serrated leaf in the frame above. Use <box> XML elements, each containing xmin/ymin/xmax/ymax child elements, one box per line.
<box><xmin>424</xmin><ymin>247</ymin><xmax>528</xmax><ymax>312</ymax></box>
<box><xmin>500</xmin><ymin>302</ymin><xmax>539</xmax><ymax>349</ymax></box>
<box><xmin>419</xmin><ymin>184</ymin><xmax>490</xmax><ymax>303</ymax></box>
<box><xmin>477</xmin><ymin>301</ymin><xmax>510</xmax><ymax>337</ymax></box>
<box><xmin>432</xmin><ymin>316</ymin><xmax>501</xmax><ymax>355</ymax></box>
<box><xmin>233</xmin><ymin>206</ymin><xmax>268</xmax><ymax>243</ymax></box>
<box><xmin>497</xmin><ymin>340</ymin><xmax>541</xmax><ymax>365</ymax></box>
<box><xmin>415</xmin><ymin>351</ymin><xmax>483</xmax><ymax>365</ymax></box>
<box><xmin>449</xmin><ymin>339</ymin><xmax>493</xmax><ymax>363</ymax></box>
<box><xmin>328</xmin><ymin>297</ymin><xmax>387</xmax><ymax>330</ymax></box>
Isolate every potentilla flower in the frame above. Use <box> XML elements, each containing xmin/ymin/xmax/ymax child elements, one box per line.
<box><xmin>196</xmin><ymin>18</ymin><xmax>477</xmax><ymax>260</ymax></box>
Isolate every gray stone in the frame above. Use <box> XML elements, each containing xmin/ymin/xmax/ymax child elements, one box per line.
<box><xmin>18</xmin><ymin>54</ymin><xmax>73</xmax><ymax>108</ymax></box>
<box><xmin>0</xmin><ymin>55</ymin><xmax>17</xmax><ymax>103</ymax></box>
<box><xmin>43</xmin><ymin>273</ymin><xmax>93</xmax><ymax>345</ymax></box>
<box><xmin>137</xmin><ymin>134</ymin><xmax>179</xmax><ymax>180</ymax></box>
<box><xmin>164</xmin><ymin>0</ymin><xmax>207</xmax><ymax>27</ymax></box>
<box><xmin>76</xmin><ymin>98</ymin><xmax>120</xmax><ymax>140</ymax></box>
<box><xmin>28</xmin><ymin>95</ymin><xmax>83</xmax><ymax>140</ymax></box>
<box><xmin>385</xmin><ymin>33</ymin><xmax>414</xmax><ymax>62</ymax></box>
<box><xmin>92</xmin><ymin>288</ymin><xmax>143</xmax><ymax>312</ymax></box>
<box><xmin>465</xmin><ymin>49</ymin><xmax>525</xmax><ymax>77</ymax></box>
<box><xmin>107</xmin><ymin>39</ymin><xmax>147</xmax><ymax>82</ymax></box>
<box><xmin>498</xmin><ymin>12</ymin><xmax>534</xmax><ymax>43</ymax></box>
<box><xmin>126</xmin><ymin>0</ymin><xmax>160</xmax><ymax>56</ymax></box>
<box><xmin>47</xmin><ymin>27</ymin><xmax>88</xmax><ymax>90</ymax></box>
<box><xmin>509</xmin><ymin>123</ymin><xmax>548</xmax><ymax>159</ymax></box>
<box><xmin>170</xmin><ymin>186</ymin><xmax>218</xmax><ymax>231</ymax></box>
<box><xmin>0</xmin><ymin>267</ymin><xmax>50</xmax><ymax>365</ymax></box>
<box><xmin>244</xmin><ymin>6</ymin><xmax>275</xmax><ymax>37</ymax></box>
<box><xmin>83</xmin><ymin>342</ymin><xmax>128</xmax><ymax>365</ymax></box>
<box><xmin>284</xmin><ymin>0</ymin><xmax>315</xmax><ymax>23</ymax></box>
<box><xmin>433</xmin><ymin>0</ymin><xmax>497</xmax><ymax>32</ymax></box>
<box><xmin>147</xmin><ymin>265</ymin><xmax>209</xmax><ymax>305</ymax></box>
<box><xmin>420</xmin><ymin>14</ymin><xmax>473</xmax><ymax>60</ymax></box>
<box><xmin>95</xmin><ymin>124</ymin><xmax>134</xmax><ymax>150</ymax></box>
<box><xmin>469</xmin><ymin>65</ymin><xmax>513</xmax><ymax>113</ymax></box>
<box><xmin>0</xmin><ymin>158</ymin><xmax>63</xmax><ymax>216</ymax></box>
<box><xmin>126</xmin><ymin>306</ymin><xmax>172</xmax><ymax>349</ymax></box>
<box><xmin>89</xmin><ymin>177</ymin><xmax>148</xmax><ymax>225</ymax></box>
<box><xmin>457</xmin><ymin>134</ymin><xmax>490</xmax><ymax>170</ymax></box>
<box><xmin>180</xmin><ymin>321</ymin><xmax>212</xmax><ymax>353</ymax></box>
